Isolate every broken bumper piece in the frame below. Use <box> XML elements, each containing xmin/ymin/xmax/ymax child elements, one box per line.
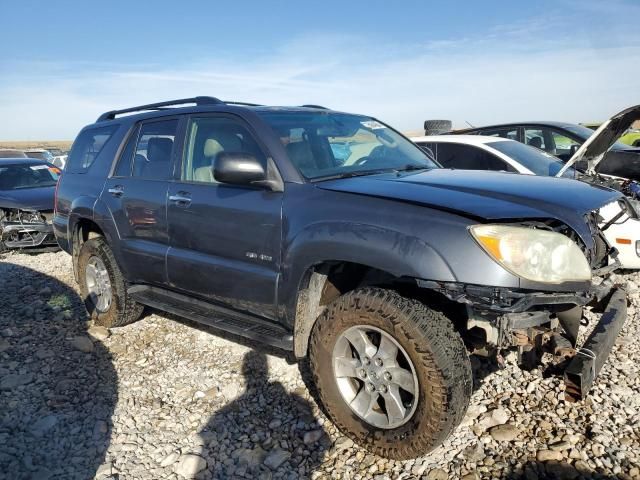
<box><xmin>1</xmin><ymin>222</ymin><xmax>57</xmax><ymax>249</ymax></box>
<box><xmin>564</xmin><ymin>287</ymin><xmax>627</xmax><ymax>402</ymax></box>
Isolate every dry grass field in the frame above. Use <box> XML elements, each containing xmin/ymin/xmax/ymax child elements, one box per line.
<box><xmin>0</xmin><ymin>140</ymin><xmax>73</xmax><ymax>151</ymax></box>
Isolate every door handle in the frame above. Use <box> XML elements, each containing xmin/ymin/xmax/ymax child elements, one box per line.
<box><xmin>169</xmin><ymin>192</ymin><xmax>192</xmax><ymax>207</ymax></box>
<box><xmin>108</xmin><ymin>185</ymin><xmax>124</xmax><ymax>197</ymax></box>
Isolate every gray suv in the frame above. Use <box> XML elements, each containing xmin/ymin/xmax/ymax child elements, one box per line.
<box><xmin>54</xmin><ymin>97</ymin><xmax>627</xmax><ymax>459</ymax></box>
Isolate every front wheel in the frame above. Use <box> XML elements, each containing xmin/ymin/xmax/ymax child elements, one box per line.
<box><xmin>309</xmin><ymin>287</ymin><xmax>472</xmax><ymax>459</ymax></box>
<box><xmin>77</xmin><ymin>237</ymin><xmax>143</xmax><ymax>328</ymax></box>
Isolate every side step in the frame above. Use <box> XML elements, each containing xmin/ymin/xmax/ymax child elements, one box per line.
<box><xmin>128</xmin><ymin>285</ymin><xmax>293</xmax><ymax>351</ymax></box>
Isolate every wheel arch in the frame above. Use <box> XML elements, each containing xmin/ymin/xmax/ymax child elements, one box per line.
<box><xmin>293</xmin><ymin>260</ymin><xmax>413</xmax><ymax>358</ymax></box>
<box><xmin>70</xmin><ymin>216</ymin><xmax>106</xmax><ymax>282</ymax></box>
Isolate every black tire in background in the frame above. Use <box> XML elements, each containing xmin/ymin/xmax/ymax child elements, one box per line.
<box><xmin>77</xmin><ymin>237</ymin><xmax>143</xmax><ymax>328</ymax></box>
<box><xmin>423</xmin><ymin>119</ymin><xmax>453</xmax><ymax>135</ymax></box>
<box><xmin>309</xmin><ymin>287</ymin><xmax>472</xmax><ymax>459</ymax></box>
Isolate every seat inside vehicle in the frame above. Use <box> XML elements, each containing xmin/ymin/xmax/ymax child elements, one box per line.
<box><xmin>135</xmin><ymin>137</ymin><xmax>173</xmax><ymax>178</ymax></box>
<box><xmin>286</xmin><ymin>141</ymin><xmax>318</xmax><ymax>177</ymax></box>
<box><xmin>193</xmin><ymin>131</ymin><xmax>243</xmax><ymax>183</ymax></box>
<box><xmin>528</xmin><ymin>136</ymin><xmax>543</xmax><ymax>149</ymax></box>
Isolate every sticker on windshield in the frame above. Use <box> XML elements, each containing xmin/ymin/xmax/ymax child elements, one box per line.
<box><xmin>29</xmin><ymin>165</ymin><xmax>48</xmax><ymax>170</ymax></box>
<box><xmin>361</xmin><ymin>120</ymin><xmax>386</xmax><ymax>130</ymax></box>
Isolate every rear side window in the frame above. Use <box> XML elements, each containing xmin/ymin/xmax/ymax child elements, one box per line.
<box><xmin>66</xmin><ymin>126</ymin><xmax>117</xmax><ymax>173</ymax></box>
<box><xmin>132</xmin><ymin>120</ymin><xmax>178</xmax><ymax>181</ymax></box>
<box><xmin>436</xmin><ymin>143</ymin><xmax>515</xmax><ymax>172</ymax></box>
<box><xmin>480</xmin><ymin>127</ymin><xmax>518</xmax><ymax>140</ymax></box>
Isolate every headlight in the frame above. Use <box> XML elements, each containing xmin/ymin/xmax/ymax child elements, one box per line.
<box><xmin>470</xmin><ymin>224</ymin><xmax>591</xmax><ymax>283</ymax></box>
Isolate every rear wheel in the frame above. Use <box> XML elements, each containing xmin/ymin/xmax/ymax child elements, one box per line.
<box><xmin>77</xmin><ymin>237</ymin><xmax>143</xmax><ymax>327</ymax></box>
<box><xmin>309</xmin><ymin>287</ymin><xmax>472</xmax><ymax>459</ymax></box>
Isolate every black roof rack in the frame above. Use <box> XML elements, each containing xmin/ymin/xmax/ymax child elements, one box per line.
<box><xmin>223</xmin><ymin>100</ymin><xmax>263</xmax><ymax>107</ymax></box>
<box><xmin>300</xmin><ymin>104</ymin><xmax>329</xmax><ymax>109</ymax></box>
<box><xmin>97</xmin><ymin>96</ymin><xmax>223</xmax><ymax>122</ymax></box>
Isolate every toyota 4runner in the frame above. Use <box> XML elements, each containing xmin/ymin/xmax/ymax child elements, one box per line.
<box><xmin>54</xmin><ymin>97</ymin><xmax>627</xmax><ymax>459</ymax></box>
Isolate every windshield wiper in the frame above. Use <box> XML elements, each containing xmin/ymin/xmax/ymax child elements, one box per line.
<box><xmin>312</xmin><ymin>169</ymin><xmax>392</xmax><ymax>182</ymax></box>
<box><xmin>393</xmin><ymin>165</ymin><xmax>431</xmax><ymax>173</ymax></box>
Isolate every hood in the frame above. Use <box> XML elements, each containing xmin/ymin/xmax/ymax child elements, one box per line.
<box><xmin>317</xmin><ymin>169</ymin><xmax>621</xmax><ymax>224</ymax></box>
<box><xmin>0</xmin><ymin>186</ymin><xmax>56</xmax><ymax>211</ymax></box>
<box><xmin>558</xmin><ymin>104</ymin><xmax>640</xmax><ymax>177</ymax></box>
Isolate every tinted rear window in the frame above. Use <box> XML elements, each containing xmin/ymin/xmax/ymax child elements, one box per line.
<box><xmin>486</xmin><ymin>140</ymin><xmax>575</xmax><ymax>177</ymax></box>
<box><xmin>66</xmin><ymin>126</ymin><xmax>118</xmax><ymax>173</ymax></box>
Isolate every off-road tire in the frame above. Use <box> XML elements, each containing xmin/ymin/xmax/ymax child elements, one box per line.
<box><xmin>77</xmin><ymin>237</ymin><xmax>143</xmax><ymax>327</ymax></box>
<box><xmin>309</xmin><ymin>287</ymin><xmax>472</xmax><ymax>459</ymax></box>
<box><xmin>423</xmin><ymin>119</ymin><xmax>453</xmax><ymax>135</ymax></box>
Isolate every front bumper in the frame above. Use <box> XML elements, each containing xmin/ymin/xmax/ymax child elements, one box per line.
<box><xmin>418</xmin><ymin>279</ymin><xmax>628</xmax><ymax>401</ymax></box>
<box><xmin>0</xmin><ymin>222</ymin><xmax>58</xmax><ymax>249</ymax></box>
<box><xmin>564</xmin><ymin>287</ymin><xmax>627</xmax><ymax>401</ymax></box>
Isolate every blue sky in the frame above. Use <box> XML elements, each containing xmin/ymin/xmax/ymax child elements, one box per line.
<box><xmin>0</xmin><ymin>0</ymin><xmax>639</xmax><ymax>139</ymax></box>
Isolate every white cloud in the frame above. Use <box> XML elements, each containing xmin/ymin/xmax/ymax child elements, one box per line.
<box><xmin>0</xmin><ymin>26</ymin><xmax>638</xmax><ymax>139</ymax></box>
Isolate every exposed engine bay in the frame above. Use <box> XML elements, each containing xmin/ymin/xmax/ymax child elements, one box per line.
<box><xmin>0</xmin><ymin>208</ymin><xmax>58</xmax><ymax>251</ymax></box>
<box><xmin>579</xmin><ymin>172</ymin><xmax>640</xmax><ymax>202</ymax></box>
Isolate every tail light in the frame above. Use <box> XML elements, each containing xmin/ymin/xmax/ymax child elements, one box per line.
<box><xmin>54</xmin><ymin>176</ymin><xmax>61</xmax><ymax>215</ymax></box>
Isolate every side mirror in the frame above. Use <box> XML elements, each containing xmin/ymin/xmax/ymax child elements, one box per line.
<box><xmin>214</xmin><ymin>152</ymin><xmax>266</xmax><ymax>186</ymax></box>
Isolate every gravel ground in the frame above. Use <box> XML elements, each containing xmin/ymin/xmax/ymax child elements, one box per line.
<box><xmin>0</xmin><ymin>251</ymin><xmax>639</xmax><ymax>480</ymax></box>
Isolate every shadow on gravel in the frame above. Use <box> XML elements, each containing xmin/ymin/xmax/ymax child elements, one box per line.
<box><xmin>197</xmin><ymin>350</ymin><xmax>330</xmax><ymax>479</ymax></box>
<box><xmin>158</xmin><ymin>310</ymin><xmax>295</xmax><ymax>362</ymax></box>
<box><xmin>469</xmin><ymin>354</ymin><xmax>501</xmax><ymax>393</ymax></box>
<box><xmin>502</xmin><ymin>460</ymin><xmax>624</xmax><ymax>479</ymax></box>
<box><xmin>0</xmin><ymin>262</ymin><xmax>115</xmax><ymax>480</ymax></box>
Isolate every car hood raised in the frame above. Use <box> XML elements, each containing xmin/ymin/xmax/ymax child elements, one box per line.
<box><xmin>0</xmin><ymin>186</ymin><xmax>55</xmax><ymax>211</ymax></box>
<box><xmin>317</xmin><ymin>169</ymin><xmax>621</xmax><ymax>224</ymax></box>
<box><xmin>558</xmin><ymin>104</ymin><xmax>640</xmax><ymax>177</ymax></box>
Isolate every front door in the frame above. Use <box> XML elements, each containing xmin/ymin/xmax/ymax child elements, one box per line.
<box><xmin>101</xmin><ymin>118</ymin><xmax>180</xmax><ymax>285</ymax></box>
<box><xmin>166</xmin><ymin>114</ymin><xmax>282</xmax><ymax>320</ymax></box>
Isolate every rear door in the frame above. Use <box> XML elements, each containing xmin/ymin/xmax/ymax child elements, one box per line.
<box><xmin>101</xmin><ymin>117</ymin><xmax>181</xmax><ymax>285</ymax></box>
<box><xmin>166</xmin><ymin>114</ymin><xmax>283</xmax><ymax>320</ymax></box>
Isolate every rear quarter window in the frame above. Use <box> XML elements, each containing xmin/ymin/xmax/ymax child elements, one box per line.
<box><xmin>66</xmin><ymin>125</ymin><xmax>118</xmax><ymax>173</ymax></box>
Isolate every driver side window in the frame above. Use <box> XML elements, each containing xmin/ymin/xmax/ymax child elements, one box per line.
<box><xmin>181</xmin><ymin>116</ymin><xmax>267</xmax><ymax>184</ymax></box>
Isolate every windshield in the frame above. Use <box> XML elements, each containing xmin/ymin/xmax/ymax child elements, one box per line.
<box><xmin>259</xmin><ymin>111</ymin><xmax>437</xmax><ymax>180</ymax></box>
<box><xmin>565</xmin><ymin>124</ymin><xmax>630</xmax><ymax>150</ymax></box>
<box><xmin>0</xmin><ymin>164</ymin><xmax>60</xmax><ymax>190</ymax></box>
<box><xmin>487</xmin><ymin>140</ymin><xmax>576</xmax><ymax>178</ymax></box>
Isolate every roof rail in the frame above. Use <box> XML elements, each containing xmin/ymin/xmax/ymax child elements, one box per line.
<box><xmin>223</xmin><ymin>100</ymin><xmax>263</xmax><ymax>107</ymax></box>
<box><xmin>97</xmin><ymin>96</ymin><xmax>223</xmax><ymax>122</ymax></box>
<box><xmin>300</xmin><ymin>104</ymin><xmax>329</xmax><ymax>109</ymax></box>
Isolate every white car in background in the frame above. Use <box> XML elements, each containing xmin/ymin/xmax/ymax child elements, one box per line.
<box><xmin>410</xmin><ymin>134</ymin><xmax>640</xmax><ymax>269</ymax></box>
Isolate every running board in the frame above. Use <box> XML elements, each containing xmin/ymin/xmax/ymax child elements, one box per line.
<box><xmin>128</xmin><ymin>285</ymin><xmax>293</xmax><ymax>351</ymax></box>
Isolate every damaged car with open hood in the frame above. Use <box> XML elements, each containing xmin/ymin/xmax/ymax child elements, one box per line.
<box><xmin>0</xmin><ymin>158</ymin><xmax>60</xmax><ymax>252</ymax></box>
<box><xmin>412</xmin><ymin>105</ymin><xmax>640</xmax><ymax>269</ymax></box>
<box><xmin>55</xmin><ymin>98</ymin><xmax>628</xmax><ymax>458</ymax></box>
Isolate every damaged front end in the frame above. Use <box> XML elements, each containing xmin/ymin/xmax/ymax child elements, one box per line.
<box><xmin>0</xmin><ymin>208</ymin><xmax>58</xmax><ymax>250</ymax></box>
<box><xmin>417</xmin><ymin>214</ymin><xmax>627</xmax><ymax>402</ymax></box>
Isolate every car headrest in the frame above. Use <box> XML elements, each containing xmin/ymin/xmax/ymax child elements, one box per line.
<box><xmin>147</xmin><ymin>137</ymin><xmax>173</xmax><ymax>163</ymax></box>
<box><xmin>203</xmin><ymin>132</ymin><xmax>242</xmax><ymax>158</ymax></box>
<box><xmin>528</xmin><ymin>136</ymin><xmax>543</xmax><ymax>149</ymax></box>
<box><xmin>203</xmin><ymin>138</ymin><xmax>224</xmax><ymax>158</ymax></box>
